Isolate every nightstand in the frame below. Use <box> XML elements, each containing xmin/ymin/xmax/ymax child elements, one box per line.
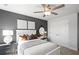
<box><xmin>0</xmin><ymin>43</ymin><xmax>17</xmax><ymax>55</ymax></box>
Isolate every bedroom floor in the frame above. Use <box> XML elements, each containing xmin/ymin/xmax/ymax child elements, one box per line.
<box><xmin>60</xmin><ymin>46</ymin><xmax>79</xmax><ymax>55</ymax></box>
<box><xmin>10</xmin><ymin>46</ymin><xmax>79</xmax><ymax>55</ymax></box>
<box><xmin>13</xmin><ymin>46</ymin><xmax>79</xmax><ymax>55</ymax></box>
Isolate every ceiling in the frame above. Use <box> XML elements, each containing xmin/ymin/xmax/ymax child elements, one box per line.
<box><xmin>0</xmin><ymin>4</ymin><xmax>79</xmax><ymax>20</ymax></box>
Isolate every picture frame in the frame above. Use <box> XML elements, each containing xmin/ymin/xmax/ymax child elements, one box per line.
<box><xmin>28</xmin><ymin>21</ymin><xmax>35</xmax><ymax>29</ymax></box>
<box><xmin>17</xmin><ymin>19</ymin><xmax>27</xmax><ymax>29</ymax></box>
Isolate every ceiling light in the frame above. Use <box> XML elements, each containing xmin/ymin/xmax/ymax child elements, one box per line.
<box><xmin>44</xmin><ymin>11</ymin><xmax>51</xmax><ymax>16</ymax></box>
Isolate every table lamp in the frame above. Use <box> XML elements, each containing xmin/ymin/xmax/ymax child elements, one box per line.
<box><xmin>3</xmin><ymin>30</ymin><xmax>13</xmax><ymax>44</ymax></box>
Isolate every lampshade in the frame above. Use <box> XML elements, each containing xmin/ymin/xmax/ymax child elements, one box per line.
<box><xmin>4</xmin><ymin>36</ymin><xmax>12</xmax><ymax>44</ymax></box>
<box><xmin>3</xmin><ymin>30</ymin><xmax>13</xmax><ymax>36</ymax></box>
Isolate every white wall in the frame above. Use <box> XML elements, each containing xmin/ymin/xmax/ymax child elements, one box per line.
<box><xmin>48</xmin><ymin>13</ymin><xmax>78</xmax><ymax>51</ymax></box>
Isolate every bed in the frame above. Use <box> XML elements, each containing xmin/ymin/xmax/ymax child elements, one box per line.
<box><xmin>16</xmin><ymin>30</ymin><xmax>60</xmax><ymax>55</ymax></box>
<box><xmin>24</xmin><ymin>41</ymin><xmax>60</xmax><ymax>55</ymax></box>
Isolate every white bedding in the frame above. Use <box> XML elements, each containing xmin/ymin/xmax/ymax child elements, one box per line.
<box><xmin>24</xmin><ymin>42</ymin><xmax>59</xmax><ymax>55</ymax></box>
<box><xmin>18</xmin><ymin>39</ymin><xmax>48</xmax><ymax>55</ymax></box>
<box><xmin>18</xmin><ymin>39</ymin><xmax>59</xmax><ymax>55</ymax></box>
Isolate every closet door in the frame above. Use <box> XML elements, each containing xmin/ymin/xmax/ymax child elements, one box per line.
<box><xmin>49</xmin><ymin>20</ymin><xmax>69</xmax><ymax>46</ymax></box>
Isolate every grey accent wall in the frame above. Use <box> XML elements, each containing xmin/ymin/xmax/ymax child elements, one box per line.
<box><xmin>0</xmin><ymin>9</ymin><xmax>48</xmax><ymax>44</ymax></box>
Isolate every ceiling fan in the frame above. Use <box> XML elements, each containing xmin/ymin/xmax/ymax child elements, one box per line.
<box><xmin>34</xmin><ymin>4</ymin><xmax>65</xmax><ymax>17</ymax></box>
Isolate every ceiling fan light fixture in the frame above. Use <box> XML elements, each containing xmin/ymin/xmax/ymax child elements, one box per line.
<box><xmin>44</xmin><ymin>11</ymin><xmax>51</xmax><ymax>16</ymax></box>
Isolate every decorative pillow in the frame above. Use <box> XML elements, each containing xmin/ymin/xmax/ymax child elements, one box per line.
<box><xmin>37</xmin><ymin>34</ymin><xmax>42</xmax><ymax>37</ymax></box>
<box><xmin>19</xmin><ymin>34</ymin><xmax>29</xmax><ymax>41</ymax></box>
<box><xmin>29</xmin><ymin>34</ymin><xmax>38</xmax><ymax>40</ymax></box>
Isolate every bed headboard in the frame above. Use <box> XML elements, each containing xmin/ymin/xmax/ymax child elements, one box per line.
<box><xmin>16</xmin><ymin>30</ymin><xmax>36</xmax><ymax>35</ymax></box>
<box><xmin>16</xmin><ymin>30</ymin><xmax>36</xmax><ymax>42</ymax></box>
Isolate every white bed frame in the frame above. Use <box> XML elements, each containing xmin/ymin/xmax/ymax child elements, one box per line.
<box><xmin>16</xmin><ymin>30</ymin><xmax>36</xmax><ymax>42</ymax></box>
<box><xmin>16</xmin><ymin>30</ymin><xmax>36</xmax><ymax>35</ymax></box>
<box><xmin>16</xmin><ymin>30</ymin><xmax>60</xmax><ymax>55</ymax></box>
<box><xmin>46</xmin><ymin>46</ymin><xmax>60</xmax><ymax>55</ymax></box>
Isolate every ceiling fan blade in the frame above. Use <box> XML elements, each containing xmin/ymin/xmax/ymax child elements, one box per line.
<box><xmin>43</xmin><ymin>14</ymin><xmax>46</xmax><ymax>17</ymax></box>
<box><xmin>52</xmin><ymin>4</ymin><xmax>65</xmax><ymax>10</ymax></box>
<box><xmin>51</xmin><ymin>12</ymin><xmax>58</xmax><ymax>15</ymax></box>
<box><xmin>34</xmin><ymin>11</ymin><xmax>44</xmax><ymax>13</ymax></box>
